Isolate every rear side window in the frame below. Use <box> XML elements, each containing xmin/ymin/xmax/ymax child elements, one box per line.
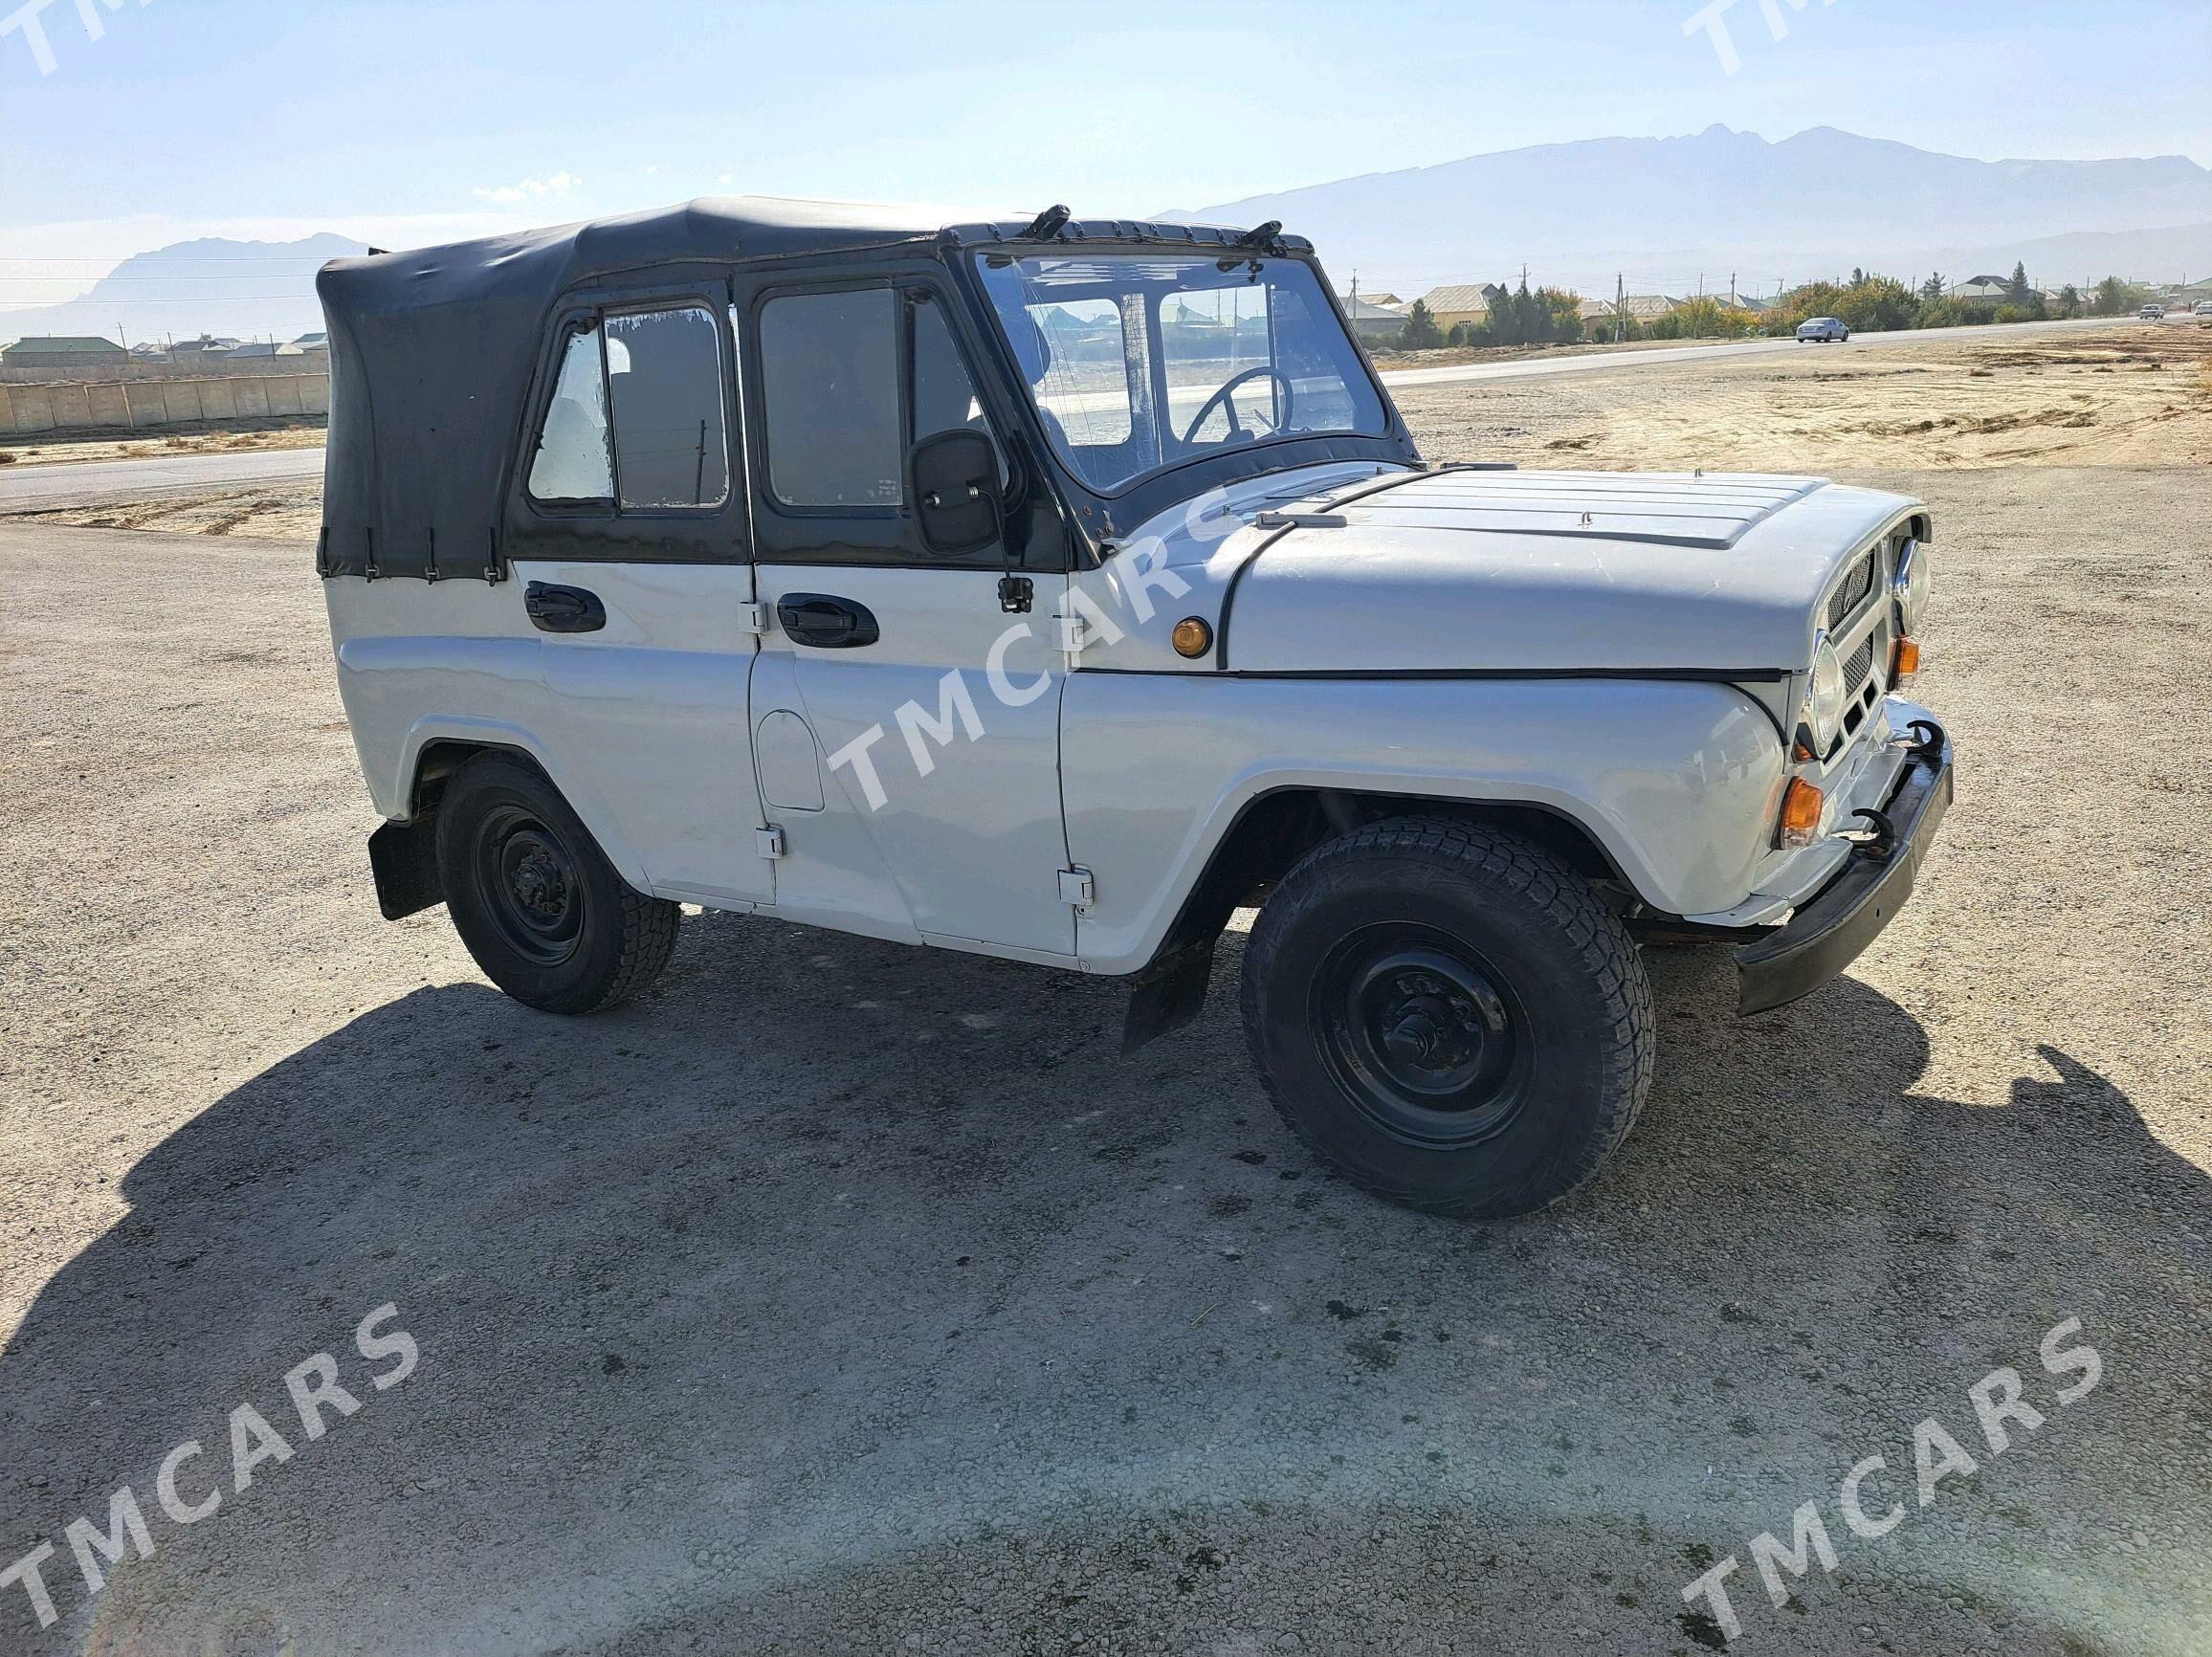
<box><xmin>525</xmin><ymin>303</ymin><xmax>729</xmax><ymax>511</ymax></box>
<box><xmin>527</xmin><ymin>326</ymin><xmax>612</xmax><ymax>502</ymax></box>
<box><xmin>759</xmin><ymin>288</ymin><xmax>901</xmax><ymax>508</ymax></box>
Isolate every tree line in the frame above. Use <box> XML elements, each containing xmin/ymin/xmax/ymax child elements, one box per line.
<box><xmin>1383</xmin><ymin>264</ymin><xmax>2169</xmax><ymax>352</ymax></box>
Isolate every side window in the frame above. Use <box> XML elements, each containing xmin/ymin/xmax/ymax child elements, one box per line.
<box><xmin>606</xmin><ymin>306</ymin><xmax>728</xmax><ymax>509</ymax></box>
<box><xmin>526</xmin><ymin>324</ymin><xmax>612</xmax><ymax>502</ymax></box>
<box><xmin>525</xmin><ymin>304</ymin><xmax>728</xmax><ymax>511</ymax></box>
<box><xmin>759</xmin><ymin>288</ymin><xmax>901</xmax><ymax>508</ymax></box>
<box><xmin>909</xmin><ymin>293</ymin><xmax>1005</xmax><ymax>480</ymax></box>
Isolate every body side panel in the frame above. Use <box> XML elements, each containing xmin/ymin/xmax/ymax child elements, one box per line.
<box><xmin>1060</xmin><ymin>673</ymin><xmax>1788</xmax><ymax>975</ymax></box>
<box><xmin>324</xmin><ymin>560</ymin><xmax>769</xmax><ymax>904</ymax></box>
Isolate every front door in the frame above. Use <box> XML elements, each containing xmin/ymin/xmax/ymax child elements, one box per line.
<box><xmin>735</xmin><ymin>269</ymin><xmax>1073</xmax><ymax>958</ymax></box>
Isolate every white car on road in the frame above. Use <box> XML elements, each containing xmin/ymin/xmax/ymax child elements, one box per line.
<box><xmin>314</xmin><ymin>199</ymin><xmax>1952</xmax><ymax>1219</ymax></box>
<box><xmin>1796</xmin><ymin>316</ymin><xmax>1850</xmax><ymax>342</ymax></box>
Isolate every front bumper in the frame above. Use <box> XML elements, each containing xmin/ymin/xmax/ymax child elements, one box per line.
<box><xmin>1735</xmin><ymin>720</ymin><xmax>1954</xmax><ymax>1015</ymax></box>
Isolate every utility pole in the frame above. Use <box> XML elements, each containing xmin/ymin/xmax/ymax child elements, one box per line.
<box><xmin>1616</xmin><ymin>273</ymin><xmax>1626</xmax><ymax>343</ymax></box>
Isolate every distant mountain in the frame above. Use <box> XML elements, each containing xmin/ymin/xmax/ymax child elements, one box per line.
<box><xmin>0</xmin><ymin>233</ymin><xmax>365</xmax><ymax>348</ymax></box>
<box><xmin>1934</xmin><ymin>219</ymin><xmax>2212</xmax><ymax>293</ymax></box>
<box><xmin>1168</xmin><ymin>126</ymin><xmax>2212</xmax><ymax>297</ymax></box>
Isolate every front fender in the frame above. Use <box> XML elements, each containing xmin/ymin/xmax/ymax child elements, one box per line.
<box><xmin>1061</xmin><ymin>673</ymin><xmax>1786</xmax><ymax>975</ymax></box>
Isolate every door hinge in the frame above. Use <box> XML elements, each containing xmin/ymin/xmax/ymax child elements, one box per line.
<box><xmin>1058</xmin><ymin>866</ymin><xmax>1095</xmax><ymax>909</ymax></box>
<box><xmin>741</xmin><ymin>600</ymin><xmax>772</xmax><ymax>635</ymax></box>
<box><xmin>756</xmin><ymin>826</ymin><xmax>786</xmax><ymax>860</ymax></box>
<box><xmin>1053</xmin><ymin>608</ymin><xmax>1092</xmax><ymax>655</ymax></box>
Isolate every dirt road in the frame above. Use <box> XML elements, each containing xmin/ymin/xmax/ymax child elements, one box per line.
<box><xmin>1</xmin><ymin>365</ymin><xmax>2208</xmax><ymax>1650</ymax></box>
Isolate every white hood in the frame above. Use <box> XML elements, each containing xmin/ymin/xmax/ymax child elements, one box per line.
<box><xmin>1101</xmin><ymin>468</ymin><xmax>1922</xmax><ymax>677</ymax></box>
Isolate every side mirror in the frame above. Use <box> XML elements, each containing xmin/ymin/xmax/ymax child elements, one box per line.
<box><xmin>907</xmin><ymin>429</ymin><xmax>1004</xmax><ymax>556</ymax></box>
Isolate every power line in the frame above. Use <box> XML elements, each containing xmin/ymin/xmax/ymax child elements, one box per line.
<box><xmin>0</xmin><ymin>254</ymin><xmax>352</xmax><ymax>264</ymax></box>
<box><xmin>0</xmin><ymin>276</ymin><xmax>325</xmax><ymax>285</ymax></box>
<box><xmin>0</xmin><ymin>298</ymin><xmax>328</xmax><ymax>310</ymax></box>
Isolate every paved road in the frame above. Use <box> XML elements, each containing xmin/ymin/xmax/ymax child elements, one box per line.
<box><xmin>1380</xmin><ymin>312</ymin><xmax>2142</xmax><ymax>387</ymax></box>
<box><xmin>0</xmin><ymin>444</ymin><xmax>325</xmax><ymax>511</ymax></box>
<box><xmin>0</xmin><ymin>315</ymin><xmax>2169</xmax><ymax>509</ymax></box>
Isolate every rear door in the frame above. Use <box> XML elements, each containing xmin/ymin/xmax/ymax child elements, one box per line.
<box><xmin>504</xmin><ymin>276</ymin><xmax>773</xmax><ymax>907</ymax></box>
<box><xmin>734</xmin><ymin>265</ymin><xmax>1074</xmax><ymax>958</ymax></box>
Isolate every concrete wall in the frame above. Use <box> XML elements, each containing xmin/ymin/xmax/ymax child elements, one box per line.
<box><xmin>0</xmin><ymin>374</ymin><xmax>330</xmax><ymax>437</ymax></box>
<box><xmin>0</xmin><ymin>355</ymin><xmax>329</xmax><ymax>385</ymax></box>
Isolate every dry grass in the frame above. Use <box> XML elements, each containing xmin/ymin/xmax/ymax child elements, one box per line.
<box><xmin>0</xmin><ymin>417</ymin><xmax>325</xmax><ymax>470</ymax></box>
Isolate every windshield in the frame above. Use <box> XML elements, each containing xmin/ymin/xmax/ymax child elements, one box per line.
<box><xmin>974</xmin><ymin>251</ymin><xmax>1387</xmax><ymax>495</ymax></box>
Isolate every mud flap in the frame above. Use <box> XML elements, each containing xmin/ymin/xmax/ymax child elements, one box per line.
<box><xmin>1121</xmin><ymin>939</ymin><xmax>1216</xmax><ymax>1054</ymax></box>
<box><xmin>368</xmin><ymin>819</ymin><xmax>445</xmax><ymax>920</ymax></box>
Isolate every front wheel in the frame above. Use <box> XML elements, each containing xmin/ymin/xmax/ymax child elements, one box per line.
<box><xmin>1240</xmin><ymin>819</ymin><xmax>1653</xmax><ymax>1219</ymax></box>
<box><xmin>435</xmin><ymin>754</ymin><xmax>680</xmax><ymax>1014</ymax></box>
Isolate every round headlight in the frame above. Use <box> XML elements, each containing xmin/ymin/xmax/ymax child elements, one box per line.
<box><xmin>1805</xmin><ymin>631</ymin><xmax>1847</xmax><ymax>750</ymax></box>
<box><xmin>1892</xmin><ymin>538</ymin><xmax>1932</xmax><ymax>633</ymax></box>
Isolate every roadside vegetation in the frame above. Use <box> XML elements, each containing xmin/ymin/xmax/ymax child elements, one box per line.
<box><xmin>1381</xmin><ymin>265</ymin><xmax>2171</xmax><ymax>355</ymax></box>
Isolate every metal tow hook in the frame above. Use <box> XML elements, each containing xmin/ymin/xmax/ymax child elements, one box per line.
<box><xmin>1830</xmin><ymin>806</ymin><xmax>1898</xmax><ymax>859</ymax></box>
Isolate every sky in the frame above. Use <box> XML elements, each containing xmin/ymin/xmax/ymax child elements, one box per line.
<box><xmin>3</xmin><ymin>0</ymin><xmax>2208</xmax><ymax>318</ymax></box>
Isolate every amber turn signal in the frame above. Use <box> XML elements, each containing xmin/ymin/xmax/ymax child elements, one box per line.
<box><xmin>1172</xmin><ymin>616</ymin><xmax>1213</xmax><ymax>658</ymax></box>
<box><xmin>1778</xmin><ymin>777</ymin><xmax>1825</xmax><ymax>849</ymax></box>
<box><xmin>1892</xmin><ymin>635</ymin><xmax>1922</xmax><ymax>684</ymax></box>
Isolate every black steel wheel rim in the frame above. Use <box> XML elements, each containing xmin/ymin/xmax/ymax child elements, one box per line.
<box><xmin>473</xmin><ymin>804</ymin><xmax>585</xmax><ymax>966</ymax></box>
<box><xmin>1309</xmin><ymin>923</ymin><xmax>1533</xmax><ymax>1148</ymax></box>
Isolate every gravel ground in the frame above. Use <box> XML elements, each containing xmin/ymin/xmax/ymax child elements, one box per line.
<box><xmin>2</xmin><ymin>452</ymin><xmax>2208</xmax><ymax>1651</ymax></box>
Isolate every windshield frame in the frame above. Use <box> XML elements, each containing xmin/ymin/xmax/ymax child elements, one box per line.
<box><xmin>959</xmin><ymin>244</ymin><xmax>1417</xmax><ymax>521</ymax></box>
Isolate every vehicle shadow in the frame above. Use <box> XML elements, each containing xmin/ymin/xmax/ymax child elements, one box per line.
<box><xmin>2</xmin><ymin>918</ymin><xmax>2205</xmax><ymax>1655</ymax></box>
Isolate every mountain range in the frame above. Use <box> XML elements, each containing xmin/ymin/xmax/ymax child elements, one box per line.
<box><xmin>1169</xmin><ymin>125</ymin><xmax>2212</xmax><ymax>298</ymax></box>
<box><xmin>0</xmin><ymin>232</ymin><xmax>365</xmax><ymax>349</ymax></box>
<box><xmin>7</xmin><ymin>129</ymin><xmax>2210</xmax><ymax>346</ymax></box>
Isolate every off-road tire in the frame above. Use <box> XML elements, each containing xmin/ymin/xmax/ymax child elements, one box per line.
<box><xmin>1239</xmin><ymin>817</ymin><xmax>1653</xmax><ymax>1219</ymax></box>
<box><xmin>435</xmin><ymin>754</ymin><xmax>680</xmax><ymax>1015</ymax></box>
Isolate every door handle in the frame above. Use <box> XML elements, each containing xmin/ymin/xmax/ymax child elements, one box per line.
<box><xmin>777</xmin><ymin>593</ymin><xmax>880</xmax><ymax>649</ymax></box>
<box><xmin>524</xmin><ymin>581</ymin><xmax>607</xmax><ymax>633</ymax></box>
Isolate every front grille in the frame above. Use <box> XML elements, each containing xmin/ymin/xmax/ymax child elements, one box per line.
<box><xmin>1843</xmin><ymin>632</ymin><xmax>1875</xmax><ymax>690</ymax></box>
<box><xmin>1828</xmin><ymin>550</ymin><xmax>1877</xmax><ymax>629</ymax></box>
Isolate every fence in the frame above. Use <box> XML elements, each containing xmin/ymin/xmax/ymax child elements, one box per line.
<box><xmin>0</xmin><ymin>354</ymin><xmax>329</xmax><ymax>385</ymax></box>
<box><xmin>0</xmin><ymin>373</ymin><xmax>330</xmax><ymax>437</ymax></box>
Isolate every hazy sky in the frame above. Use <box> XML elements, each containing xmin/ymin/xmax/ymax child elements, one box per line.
<box><xmin>4</xmin><ymin>0</ymin><xmax>2207</xmax><ymax>309</ymax></box>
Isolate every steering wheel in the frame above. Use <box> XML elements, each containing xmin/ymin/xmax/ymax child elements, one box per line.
<box><xmin>1182</xmin><ymin>365</ymin><xmax>1295</xmax><ymax>445</ymax></box>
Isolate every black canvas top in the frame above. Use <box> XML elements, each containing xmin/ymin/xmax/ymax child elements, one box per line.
<box><xmin>316</xmin><ymin>198</ymin><xmax>955</xmax><ymax>577</ymax></box>
<box><xmin>315</xmin><ymin>197</ymin><xmax>1304</xmax><ymax>578</ymax></box>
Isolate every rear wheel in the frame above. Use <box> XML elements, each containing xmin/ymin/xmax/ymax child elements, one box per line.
<box><xmin>1240</xmin><ymin>818</ymin><xmax>1652</xmax><ymax>1219</ymax></box>
<box><xmin>435</xmin><ymin>754</ymin><xmax>679</xmax><ymax>1014</ymax></box>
